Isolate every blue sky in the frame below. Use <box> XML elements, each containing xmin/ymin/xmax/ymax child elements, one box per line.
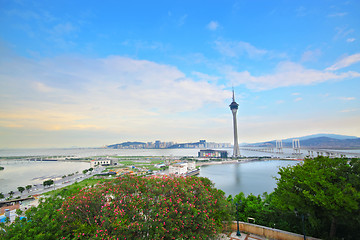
<box><xmin>0</xmin><ymin>0</ymin><xmax>359</xmax><ymax>148</ymax></box>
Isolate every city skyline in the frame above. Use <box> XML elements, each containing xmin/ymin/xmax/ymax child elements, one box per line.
<box><xmin>1</xmin><ymin>1</ymin><xmax>359</xmax><ymax>148</ymax></box>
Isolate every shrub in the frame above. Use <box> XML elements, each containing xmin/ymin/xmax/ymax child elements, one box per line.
<box><xmin>60</xmin><ymin>175</ymin><xmax>231</xmax><ymax>239</ymax></box>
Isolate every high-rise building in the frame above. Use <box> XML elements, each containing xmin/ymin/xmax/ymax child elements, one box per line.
<box><xmin>155</xmin><ymin>140</ymin><xmax>161</xmax><ymax>149</ymax></box>
<box><xmin>229</xmin><ymin>89</ymin><xmax>240</xmax><ymax>157</ymax></box>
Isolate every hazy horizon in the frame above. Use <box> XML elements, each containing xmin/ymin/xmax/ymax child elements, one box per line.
<box><xmin>1</xmin><ymin>1</ymin><xmax>359</xmax><ymax>148</ymax></box>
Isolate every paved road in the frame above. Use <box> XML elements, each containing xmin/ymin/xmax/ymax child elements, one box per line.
<box><xmin>1</xmin><ymin>166</ymin><xmax>105</xmax><ymax>200</ymax></box>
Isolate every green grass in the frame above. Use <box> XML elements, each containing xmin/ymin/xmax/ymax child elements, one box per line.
<box><xmin>43</xmin><ymin>178</ymin><xmax>111</xmax><ymax>197</ymax></box>
<box><xmin>96</xmin><ymin>156</ymin><xmax>153</xmax><ymax>159</ymax></box>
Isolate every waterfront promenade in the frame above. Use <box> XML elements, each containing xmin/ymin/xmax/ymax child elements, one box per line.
<box><xmin>0</xmin><ymin>166</ymin><xmax>104</xmax><ymax>201</ymax></box>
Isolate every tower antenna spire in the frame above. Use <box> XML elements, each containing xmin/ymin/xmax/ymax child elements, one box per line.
<box><xmin>232</xmin><ymin>87</ymin><xmax>235</xmax><ymax>102</ymax></box>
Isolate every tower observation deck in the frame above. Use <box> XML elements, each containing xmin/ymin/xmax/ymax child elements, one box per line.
<box><xmin>229</xmin><ymin>89</ymin><xmax>240</xmax><ymax>157</ymax></box>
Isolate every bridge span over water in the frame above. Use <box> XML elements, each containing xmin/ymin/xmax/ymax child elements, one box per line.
<box><xmin>240</xmin><ymin>146</ymin><xmax>359</xmax><ymax>158</ymax></box>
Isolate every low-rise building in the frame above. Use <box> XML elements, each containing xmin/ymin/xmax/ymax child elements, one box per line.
<box><xmin>169</xmin><ymin>162</ymin><xmax>188</xmax><ymax>175</ymax></box>
<box><xmin>91</xmin><ymin>159</ymin><xmax>113</xmax><ymax>167</ymax></box>
<box><xmin>198</xmin><ymin>149</ymin><xmax>228</xmax><ymax>158</ymax></box>
<box><xmin>169</xmin><ymin>162</ymin><xmax>196</xmax><ymax>175</ymax></box>
<box><xmin>154</xmin><ymin>163</ymin><xmax>166</xmax><ymax>168</ymax></box>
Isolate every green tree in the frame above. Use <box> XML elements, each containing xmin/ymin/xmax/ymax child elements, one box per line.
<box><xmin>26</xmin><ymin>184</ymin><xmax>32</xmax><ymax>193</ymax></box>
<box><xmin>60</xmin><ymin>175</ymin><xmax>231</xmax><ymax>239</ymax></box>
<box><xmin>0</xmin><ymin>192</ymin><xmax>4</xmax><ymax>199</ymax></box>
<box><xmin>0</xmin><ymin>196</ymin><xmax>64</xmax><ymax>239</ymax></box>
<box><xmin>82</xmin><ymin>169</ymin><xmax>88</xmax><ymax>174</ymax></box>
<box><xmin>0</xmin><ymin>176</ymin><xmax>232</xmax><ymax>239</ymax></box>
<box><xmin>273</xmin><ymin>156</ymin><xmax>360</xmax><ymax>239</ymax></box>
<box><xmin>43</xmin><ymin>179</ymin><xmax>54</xmax><ymax>188</ymax></box>
<box><xmin>8</xmin><ymin>190</ymin><xmax>14</xmax><ymax>197</ymax></box>
<box><xmin>17</xmin><ymin>186</ymin><xmax>25</xmax><ymax>195</ymax></box>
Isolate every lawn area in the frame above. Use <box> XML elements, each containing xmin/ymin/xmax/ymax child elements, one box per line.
<box><xmin>43</xmin><ymin>178</ymin><xmax>111</xmax><ymax>197</ymax></box>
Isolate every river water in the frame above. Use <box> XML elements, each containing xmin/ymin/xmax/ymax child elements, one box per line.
<box><xmin>0</xmin><ymin>160</ymin><xmax>90</xmax><ymax>194</ymax></box>
<box><xmin>199</xmin><ymin>160</ymin><xmax>299</xmax><ymax>196</ymax></box>
<box><xmin>1</xmin><ymin>147</ymin><xmax>358</xmax><ymax>196</ymax></box>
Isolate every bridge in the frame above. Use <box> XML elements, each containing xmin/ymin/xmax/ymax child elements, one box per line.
<box><xmin>241</xmin><ymin>139</ymin><xmax>359</xmax><ymax>158</ymax></box>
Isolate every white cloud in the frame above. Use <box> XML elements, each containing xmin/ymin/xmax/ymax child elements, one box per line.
<box><xmin>326</xmin><ymin>53</ymin><xmax>360</xmax><ymax>71</ymax></box>
<box><xmin>52</xmin><ymin>22</ymin><xmax>76</xmax><ymax>35</ymax></box>
<box><xmin>0</xmin><ymin>53</ymin><xmax>230</xmax><ymax>133</ymax></box>
<box><xmin>178</xmin><ymin>14</ymin><xmax>188</xmax><ymax>26</ymax></box>
<box><xmin>6</xmin><ymin>9</ymin><xmax>40</xmax><ymax>19</ymax></box>
<box><xmin>340</xmin><ymin>109</ymin><xmax>358</xmax><ymax>113</ymax></box>
<box><xmin>338</xmin><ymin>97</ymin><xmax>355</xmax><ymax>101</ymax></box>
<box><xmin>334</xmin><ymin>27</ymin><xmax>354</xmax><ymax>40</ymax></box>
<box><xmin>292</xmin><ymin>92</ymin><xmax>300</xmax><ymax>96</ymax></box>
<box><xmin>207</xmin><ymin>21</ymin><xmax>219</xmax><ymax>31</ymax></box>
<box><xmin>294</xmin><ymin>97</ymin><xmax>303</xmax><ymax>102</ymax></box>
<box><xmin>238</xmin><ymin>115</ymin><xmax>360</xmax><ymax>143</ymax></box>
<box><xmin>226</xmin><ymin>61</ymin><xmax>360</xmax><ymax>90</ymax></box>
<box><xmin>191</xmin><ymin>71</ymin><xmax>220</xmax><ymax>82</ymax></box>
<box><xmin>328</xmin><ymin>12</ymin><xmax>348</xmax><ymax>17</ymax></box>
<box><xmin>33</xmin><ymin>81</ymin><xmax>55</xmax><ymax>93</ymax></box>
<box><xmin>301</xmin><ymin>49</ymin><xmax>321</xmax><ymax>62</ymax></box>
<box><xmin>347</xmin><ymin>38</ymin><xmax>356</xmax><ymax>42</ymax></box>
<box><xmin>296</xmin><ymin>6</ymin><xmax>307</xmax><ymax>17</ymax></box>
<box><xmin>214</xmin><ymin>40</ymin><xmax>267</xmax><ymax>59</ymax></box>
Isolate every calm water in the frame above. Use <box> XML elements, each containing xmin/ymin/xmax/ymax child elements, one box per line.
<box><xmin>1</xmin><ymin>147</ymin><xmax>357</xmax><ymax>195</ymax></box>
<box><xmin>0</xmin><ymin>148</ymin><xmax>202</xmax><ymax>158</ymax></box>
<box><xmin>1</xmin><ymin>147</ymin><xmax>359</xmax><ymax>158</ymax></box>
<box><xmin>0</xmin><ymin>160</ymin><xmax>90</xmax><ymax>194</ymax></box>
<box><xmin>199</xmin><ymin>160</ymin><xmax>299</xmax><ymax>196</ymax></box>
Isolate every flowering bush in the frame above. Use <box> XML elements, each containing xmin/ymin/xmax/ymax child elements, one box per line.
<box><xmin>60</xmin><ymin>175</ymin><xmax>231</xmax><ymax>239</ymax></box>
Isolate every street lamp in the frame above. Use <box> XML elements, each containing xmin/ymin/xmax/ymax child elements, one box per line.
<box><xmin>235</xmin><ymin>200</ymin><xmax>242</xmax><ymax>236</ymax></box>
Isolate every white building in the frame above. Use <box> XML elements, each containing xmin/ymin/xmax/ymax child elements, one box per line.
<box><xmin>169</xmin><ymin>162</ymin><xmax>196</xmax><ymax>175</ymax></box>
<box><xmin>91</xmin><ymin>159</ymin><xmax>113</xmax><ymax>167</ymax></box>
<box><xmin>187</xmin><ymin>162</ymin><xmax>196</xmax><ymax>170</ymax></box>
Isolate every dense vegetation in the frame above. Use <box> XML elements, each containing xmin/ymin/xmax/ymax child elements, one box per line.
<box><xmin>1</xmin><ymin>176</ymin><xmax>231</xmax><ymax>239</ymax></box>
<box><xmin>1</xmin><ymin>156</ymin><xmax>359</xmax><ymax>240</ymax></box>
<box><xmin>229</xmin><ymin>156</ymin><xmax>360</xmax><ymax>240</ymax></box>
<box><xmin>274</xmin><ymin>156</ymin><xmax>360</xmax><ymax>239</ymax></box>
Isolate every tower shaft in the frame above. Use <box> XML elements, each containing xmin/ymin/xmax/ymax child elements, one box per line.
<box><xmin>229</xmin><ymin>89</ymin><xmax>240</xmax><ymax>158</ymax></box>
<box><xmin>232</xmin><ymin>110</ymin><xmax>240</xmax><ymax>157</ymax></box>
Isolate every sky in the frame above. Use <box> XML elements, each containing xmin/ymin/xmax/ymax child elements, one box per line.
<box><xmin>0</xmin><ymin>0</ymin><xmax>359</xmax><ymax>148</ymax></box>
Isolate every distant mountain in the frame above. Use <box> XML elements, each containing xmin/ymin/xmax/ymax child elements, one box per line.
<box><xmin>107</xmin><ymin>141</ymin><xmax>146</xmax><ymax>149</ymax></box>
<box><xmin>299</xmin><ymin>137</ymin><xmax>360</xmax><ymax>149</ymax></box>
<box><xmin>283</xmin><ymin>133</ymin><xmax>358</xmax><ymax>142</ymax></box>
<box><xmin>245</xmin><ymin>134</ymin><xmax>360</xmax><ymax>149</ymax></box>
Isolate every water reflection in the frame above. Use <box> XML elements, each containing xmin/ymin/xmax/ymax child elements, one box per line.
<box><xmin>199</xmin><ymin>160</ymin><xmax>298</xmax><ymax>196</ymax></box>
<box><xmin>234</xmin><ymin>163</ymin><xmax>240</xmax><ymax>184</ymax></box>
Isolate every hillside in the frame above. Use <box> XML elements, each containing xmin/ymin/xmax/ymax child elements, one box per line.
<box><xmin>107</xmin><ymin>141</ymin><xmax>146</xmax><ymax>149</ymax></box>
<box><xmin>245</xmin><ymin>134</ymin><xmax>360</xmax><ymax>149</ymax></box>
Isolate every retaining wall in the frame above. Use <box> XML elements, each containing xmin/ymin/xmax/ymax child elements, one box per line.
<box><xmin>230</xmin><ymin>221</ymin><xmax>321</xmax><ymax>240</ymax></box>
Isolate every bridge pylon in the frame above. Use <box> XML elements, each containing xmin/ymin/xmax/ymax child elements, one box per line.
<box><xmin>275</xmin><ymin>140</ymin><xmax>283</xmax><ymax>153</ymax></box>
<box><xmin>292</xmin><ymin>139</ymin><xmax>301</xmax><ymax>155</ymax></box>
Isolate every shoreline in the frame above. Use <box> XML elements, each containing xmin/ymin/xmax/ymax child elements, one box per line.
<box><xmin>196</xmin><ymin>157</ymin><xmax>302</xmax><ymax>167</ymax></box>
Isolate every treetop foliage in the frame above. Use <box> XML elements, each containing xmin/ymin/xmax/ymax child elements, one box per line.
<box><xmin>1</xmin><ymin>175</ymin><xmax>231</xmax><ymax>239</ymax></box>
<box><xmin>273</xmin><ymin>156</ymin><xmax>360</xmax><ymax>239</ymax></box>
